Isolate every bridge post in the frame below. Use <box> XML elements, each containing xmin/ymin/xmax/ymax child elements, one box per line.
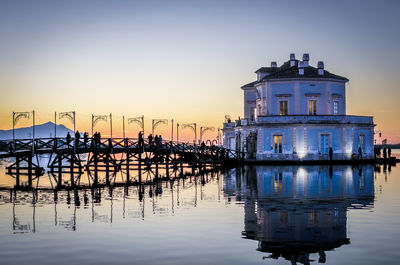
<box><xmin>70</xmin><ymin>153</ymin><xmax>74</xmax><ymax>186</ymax></box>
<box><xmin>58</xmin><ymin>157</ymin><xmax>62</xmax><ymax>188</ymax></box>
<box><xmin>138</xmin><ymin>152</ymin><xmax>142</xmax><ymax>185</ymax></box>
<box><xmin>166</xmin><ymin>154</ymin><xmax>169</xmax><ymax>178</ymax></box>
<box><xmin>155</xmin><ymin>156</ymin><xmax>159</xmax><ymax>181</ymax></box>
<box><xmin>105</xmin><ymin>154</ymin><xmax>110</xmax><ymax>185</ymax></box>
<box><xmin>15</xmin><ymin>156</ymin><xmax>20</xmax><ymax>187</ymax></box>
<box><xmin>126</xmin><ymin>154</ymin><xmax>130</xmax><ymax>184</ymax></box>
<box><xmin>94</xmin><ymin>153</ymin><xmax>98</xmax><ymax>185</ymax></box>
<box><xmin>125</xmin><ymin>138</ymin><xmax>130</xmax><ymax>184</ymax></box>
<box><xmin>28</xmin><ymin>155</ymin><xmax>32</xmax><ymax>187</ymax></box>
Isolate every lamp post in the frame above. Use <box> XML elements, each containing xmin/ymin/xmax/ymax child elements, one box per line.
<box><xmin>200</xmin><ymin>126</ymin><xmax>215</xmax><ymax>143</ymax></box>
<box><xmin>127</xmin><ymin>115</ymin><xmax>144</xmax><ymax>138</ymax></box>
<box><xmin>181</xmin><ymin>123</ymin><xmax>197</xmax><ymax>144</ymax></box>
<box><xmin>152</xmin><ymin>119</ymin><xmax>168</xmax><ymax>136</ymax></box>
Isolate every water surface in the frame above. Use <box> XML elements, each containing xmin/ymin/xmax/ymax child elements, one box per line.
<box><xmin>0</xmin><ymin>161</ymin><xmax>399</xmax><ymax>265</ymax></box>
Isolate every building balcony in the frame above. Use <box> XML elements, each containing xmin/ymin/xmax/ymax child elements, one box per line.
<box><xmin>256</xmin><ymin>115</ymin><xmax>373</xmax><ymax>125</ymax></box>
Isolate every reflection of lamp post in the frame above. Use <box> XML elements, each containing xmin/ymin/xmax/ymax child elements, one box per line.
<box><xmin>181</xmin><ymin>123</ymin><xmax>197</xmax><ymax>144</ymax></box>
<box><xmin>200</xmin><ymin>126</ymin><xmax>215</xmax><ymax>143</ymax></box>
<box><xmin>152</xmin><ymin>119</ymin><xmax>168</xmax><ymax>136</ymax></box>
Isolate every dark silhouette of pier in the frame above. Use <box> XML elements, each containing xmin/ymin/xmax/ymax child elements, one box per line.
<box><xmin>0</xmin><ymin>136</ymin><xmax>237</xmax><ymax>189</ymax></box>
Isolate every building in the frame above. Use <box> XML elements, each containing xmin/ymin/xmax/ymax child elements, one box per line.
<box><xmin>223</xmin><ymin>53</ymin><xmax>375</xmax><ymax>160</ymax></box>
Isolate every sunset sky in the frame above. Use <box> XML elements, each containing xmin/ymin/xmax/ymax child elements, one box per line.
<box><xmin>1</xmin><ymin>0</ymin><xmax>399</xmax><ymax>143</ymax></box>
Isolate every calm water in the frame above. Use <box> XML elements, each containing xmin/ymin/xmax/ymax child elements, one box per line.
<box><xmin>0</xmin><ymin>160</ymin><xmax>399</xmax><ymax>264</ymax></box>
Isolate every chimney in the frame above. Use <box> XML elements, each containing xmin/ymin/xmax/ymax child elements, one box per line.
<box><xmin>290</xmin><ymin>53</ymin><xmax>295</xmax><ymax>67</ymax></box>
<box><xmin>298</xmin><ymin>61</ymin><xmax>305</xmax><ymax>75</ymax></box>
<box><xmin>270</xmin><ymin>61</ymin><xmax>277</xmax><ymax>68</ymax></box>
<box><xmin>302</xmin><ymin>53</ymin><xmax>309</xmax><ymax>67</ymax></box>
<box><xmin>318</xmin><ymin>61</ymin><xmax>324</xmax><ymax>75</ymax></box>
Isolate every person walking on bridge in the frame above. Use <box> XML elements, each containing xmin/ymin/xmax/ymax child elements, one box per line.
<box><xmin>75</xmin><ymin>131</ymin><xmax>80</xmax><ymax>149</ymax></box>
<box><xmin>155</xmin><ymin>135</ymin><xmax>159</xmax><ymax>147</ymax></box>
<box><xmin>66</xmin><ymin>132</ymin><xmax>72</xmax><ymax>147</ymax></box>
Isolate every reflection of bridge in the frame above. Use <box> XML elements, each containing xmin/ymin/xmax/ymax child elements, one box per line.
<box><xmin>1</xmin><ymin>170</ymin><xmax>223</xmax><ymax>233</ymax></box>
<box><xmin>225</xmin><ymin>165</ymin><xmax>375</xmax><ymax>264</ymax></box>
<box><xmin>0</xmin><ymin>137</ymin><xmax>237</xmax><ymax>188</ymax></box>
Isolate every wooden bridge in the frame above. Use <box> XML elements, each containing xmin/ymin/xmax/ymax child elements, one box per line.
<box><xmin>0</xmin><ymin>137</ymin><xmax>237</xmax><ymax>189</ymax></box>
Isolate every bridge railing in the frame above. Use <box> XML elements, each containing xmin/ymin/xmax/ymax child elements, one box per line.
<box><xmin>0</xmin><ymin>137</ymin><xmax>237</xmax><ymax>160</ymax></box>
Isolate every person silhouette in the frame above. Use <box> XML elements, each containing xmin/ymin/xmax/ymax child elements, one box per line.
<box><xmin>155</xmin><ymin>135</ymin><xmax>159</xmax><ymax>147</ymax></box>
<box><xmin>66</xmin><ymin>132</ymin><xmax>72</xmax><ymax>146</ymax></box>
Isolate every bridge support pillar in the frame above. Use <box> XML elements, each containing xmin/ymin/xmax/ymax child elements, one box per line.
<box><xmin>94</xmin><ymin>153</ymin><xmax>98</xmax><ymax>185</ymax></box>
<box><xmin>138</xmin><ymin>152</ymin><xmax>142</xmax><ymax>184</ymax></box>
<box><xmin>126</xmin><ymin>153</ymin><xmax>130</xmax><ymax>184</ymax></box>
<box><xmin>58</xmin><ymin>157</ymin><xmax>62</xmax><ymax>188</ymax></box>
<box><xmin>70</xmin><ymin>153</ymin><xmax>74</xmax><ymax>186</ymax></box>
<box><xmin>15</xmin><ymin>156</ymin><xmax>20</xmax><ymax>187</ymax></box>
<box><xmin>28</xmin><ymin>155</ymin><xmax>32</xmax><ymax>188</ymax></box>
<box><xmin>105</xmin><ymin>154</ymin><xmax>110</xmax><ymax>185</ymax></box>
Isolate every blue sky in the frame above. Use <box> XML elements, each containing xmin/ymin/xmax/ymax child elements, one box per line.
<box><xmin>1</xmin><ymin>0</ymin><xmax>399</xmax><ymax>141</ymax></box>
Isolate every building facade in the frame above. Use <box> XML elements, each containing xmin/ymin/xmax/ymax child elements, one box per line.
<box><xmin>223</xmin><ymin>53</ymin><xmax>374</xmax><ymax>160</ymax></box>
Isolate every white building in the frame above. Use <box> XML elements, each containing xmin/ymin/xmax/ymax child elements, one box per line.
<box><xmin>223</xmin><ymin>53</ymin><xmax>374</xmax><ymax>160</ymax></box>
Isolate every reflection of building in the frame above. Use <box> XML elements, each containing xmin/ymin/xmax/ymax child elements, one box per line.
<box><xmin>223</xmin><ymin>53</ymin><xmax>374</xmax><ymax>160</ymax></box>
<box><xmin>226</xmin><ymin>165</ymin><xmax>374</xmax><ymax>264</ymax></box>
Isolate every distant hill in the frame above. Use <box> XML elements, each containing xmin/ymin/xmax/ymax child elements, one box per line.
<box><xmin>0</xmin><ymin>122</ymin><xmax>73</xmax><ymax>140</ymax></box>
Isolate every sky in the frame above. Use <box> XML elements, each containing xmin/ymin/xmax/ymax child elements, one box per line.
<box><xmin>0</xmin><ymin>0</ymin><xmax>400</xmax><ymax>143</ymax></box>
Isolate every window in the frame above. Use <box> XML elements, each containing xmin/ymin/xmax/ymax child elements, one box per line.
<box><xmin>251</xmin><ymin>107</ymin><xmax>256</xmax><ymax>121</ymax></box>
<box><xmin>333</xmin><ymin>101</ymin><xmax>339</xmax><ymax>115</ymax></box>
<box><xmin>359</xmin><ymin>135</ymin><xmax>365</xmax><ymax>153</ymax></box>
<box><xmin>320</xmin><ymin>134</ymin><xmax>329</xmax><ymax>154</ymax></box>
<box><xmin>309</xmin><ymin>100</ymin><xmax>317</xmax><ymax>115</ymax></box>
<box><xmin>274</xmin><ymin>172</ymin><xmax>283</xmax><ymax>192</ymax></box>
<box><xmin>274</xmin><ymin>135</ymin><xmax>282</xmax><ymax>153</ymax></box>
<box><xmin>279</xmin><ymin>101</ymin><xmax>288</xmax><ymax>115</ymax></box>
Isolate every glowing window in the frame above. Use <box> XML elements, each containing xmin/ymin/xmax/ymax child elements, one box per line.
<box><xmin>274</xmin><ymin>135</ymin><xmax>282</xmax><ymax>154</ymax></box>
<box><xmin>309</xmin><ymin>100</ymin><xmax>317</xmax><ymax>115</ymax></box>
<box><xmin>279</xmin><ymin>101</ymin><xmax>288</xmax><ymax>115</ymax></box>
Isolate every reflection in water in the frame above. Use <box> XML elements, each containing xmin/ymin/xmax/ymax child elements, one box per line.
<box><xmin>0</xmin><ymin>163</ymin><xmax>380</xmax><ymax>264</ymax></box>
<box><xmin>226</xmin><ymin>165</ymin><xmax>374</xmax><ymax>264</ymax></box>
<box><xmin>0</xmin><ymin>171</ymin><xmax>222</xmax><ymax>234</ymax></box>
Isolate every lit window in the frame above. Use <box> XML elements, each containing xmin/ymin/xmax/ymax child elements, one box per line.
<box><xmin>333</xmin><ymin>101</ymin><xmax>339</xmax><ymax>115</ymax></box>
<box><xmin>274</xmin><ymin>135</ymin><xmax>282</xmax><ymax>153</ymax></box>
<box><xmin>279</xmin><ymin>101</ymin><xmax>288</xmax><ymax>115</ymax></box>
<box><xmin>309</xmin><ymin>100</ymin><xmax>317</xmax><ymax>115</ymax></box>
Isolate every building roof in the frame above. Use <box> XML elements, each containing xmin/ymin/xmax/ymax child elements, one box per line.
<box><xmin>241</xmin><ymin>81</ymin><xmax>258</xmax><ymax>89</ymax></box>
<box><xmin>242</xmin><ymin>58</ymin><xmax>348</xmax><ymax>89</ymax></box>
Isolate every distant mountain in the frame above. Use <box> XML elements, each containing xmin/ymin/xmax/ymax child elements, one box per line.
<box><xmin>0</xmin><ymin>122</ymin><xmax>73</xmax><ymax>140</ymax></box>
